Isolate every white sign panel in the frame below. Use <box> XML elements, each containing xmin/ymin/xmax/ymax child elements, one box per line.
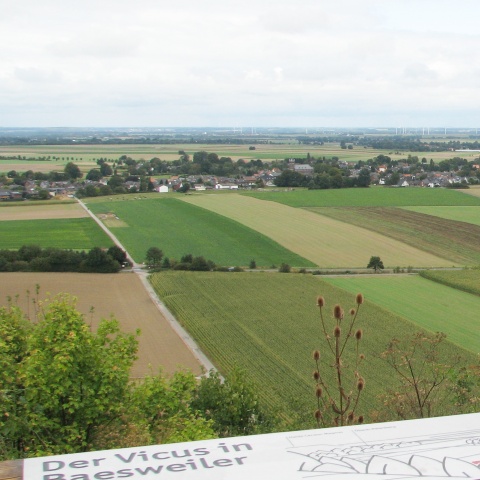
<box><xmin>24</xmin><ymin>412</ymin><xmax>480</xmax><ymax>479</ymax></box>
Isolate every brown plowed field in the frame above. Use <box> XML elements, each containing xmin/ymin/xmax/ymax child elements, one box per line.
<box><xmin>0</xmin><ymin>203</ymin><xmax>89</xmax><ymax>221</ymax></box>
<box><xmin>0</xmin><ymin>272</ymin><xmax>202</xmax><ymax>378</ymax></box>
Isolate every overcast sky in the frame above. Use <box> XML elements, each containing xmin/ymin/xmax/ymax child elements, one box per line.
<box><xmin>1</xmin><ymin>0</ymin><xmax>479</xmax><ymax>128</ymax></box>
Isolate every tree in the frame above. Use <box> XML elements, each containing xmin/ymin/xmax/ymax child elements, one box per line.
<box><xmin>107</xmin><ymin>245</ymin><xmax>127</xmax><ymax>266</ymax></box>
<box><xmin>367</xmin><ymin>256</ymin><xmax>384</xmax><ymax>273</ymax></box>
<box><xmin>145</xmin><ymin>247</ymin><xmax>163</xmax><ymax>268</ymax></box>
<box><xmin>192</xmin><ymin>369</ymin><xmax>274</xmax><ymax>437</ymax></box>
<box><xmin>64</xmin><ymin>162</ymin><xmax>83</xmax><ymax>180</ymax></box>
<box><xmin>81</xmin><ymin>247</ymin><xmax>120</xmax><ymax>273</ymax></box>
<box><xmin>0</xmin><ymin>295</ymin><xmax>138</xmax><ymax>457</ymax></box>
<box><xmin>279</xmin><ymin>263</ymin><xmax>291</xmax><ymax>273</ymax></box>
<box><xmin>100</xmin><ymin>162</ymin><xmax>113</xmax><ymax>176</ymax></box>
<box><xmin>86</xmin><ymin>169</ymin><xmax>103</xmax><ymax>181</ymax></box>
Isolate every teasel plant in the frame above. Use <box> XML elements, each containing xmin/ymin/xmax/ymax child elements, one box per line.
<box><xmin>312</xmin><ymin>293</ymin><xmax>365</xmax><ymax>427</ymax></box>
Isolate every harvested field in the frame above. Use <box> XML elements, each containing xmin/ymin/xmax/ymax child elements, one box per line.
<box><xmin>308</xmin><ymin>206</ymin><xmax>480</xmax><ymax>265</ymax></box>
<box><xmin>180</xmin><ymin>194</ymin><xmax>454</xmax><ymax>268</ymax></box>
<box><xmin>0</xmin><ymin>272</ymin><xmax>202</xmax><ymax>378</ymax></box>
<box><xmin>0</xmin><ymin>203</ymin><xmax>88</xmax><ymax>221</ymax></box>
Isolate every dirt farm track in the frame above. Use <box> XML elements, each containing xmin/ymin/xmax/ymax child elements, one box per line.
<box><xmin>0</xmin><ymin>272</ymin><xmax>203</xmax><ymax>378</ymax></box>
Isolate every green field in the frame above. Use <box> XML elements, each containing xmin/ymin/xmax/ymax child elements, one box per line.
<box><xmin>323</xmin><ymin>275</ymin><xmax>480</xmax><ymax>353</ymax></box>
<box><xmin>86</xmin><ymin>197</ymin><xmax>314</xmax><ymax>267</ymax></box>
<box><xmin>420</xmin><ymin>268</ymin><xmax>480</xmax><ymax>297</ymax></box>
<box><xmin>149</xmin><ymin>271</ymin><xmax>476</xmax><ymax>426</ymax></box>
<box><xmin>181</xmin><ymin>194</ymin><xmax>454</xmax><ymax>268</ymax></box>
<box><xmin>403</xmin><ymin>206</ymin><xmax>480</xmax><ymax>226</ymax></box>
<box><xmin>0</xmin><ymin>218</ymin><xmax>113</xmax><ymax>250</ymax></box>
<box><xmin>307</xmin><ymin>206</ymin><xmax>480</xmax><ymax>266</ymax></box>
<box><xmin>245</xmin><ymin>187</ymin><xmax>480</xmax><ymax>207</ymax></box>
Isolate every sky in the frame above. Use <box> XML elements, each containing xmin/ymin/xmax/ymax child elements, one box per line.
<box><xmin>1</xmin><ymin>0</ymin><xmax>480</xmax><ymax>128</ymax></box>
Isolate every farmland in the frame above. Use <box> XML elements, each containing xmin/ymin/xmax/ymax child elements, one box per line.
<box><xmin>0</xmin><ymin>272</ymin><xmax>203</xmax><ymax>378</ymax></box>
<box><xmin>323</xmin><ymin>274</ymin><xmax>480</xmax><ymax>353</ymax></box>
<box><xmin>245</xmin><ymin>186</ymin><xmax>480</xmax><ymax>207</ymax></box>
<box><xmin>0</xmin><ymin>218</ymin><xmax>112</xmax><ymax>250</ymax></box>
<box><xmin>0</xmin><ymin>202</ymin><xmax>88</xmax><ymax>221</ymax></box>
<box><xmin>86</xmin><ymin>196</ymin><xmax>313</xmax><ymax>267</ymax></box>
<box><xmin>420</xmin><ymin>268</ymin><xmax>480</xmax><ymax>297</ymax></box>
<box><xmin>307</xmin><ymin>206</ymin><xmax>480</xmax><ymax>265</ymax></box>
<box><xmin>180</xmin><ymin>193</ymin><xmax>454</xmax><ymax>268</ymax></box>
<box><xmin>403</xmin><ymin>206</ymin><xmax>480</xmax><ymax>226</ymax></box>
<box><xmin>149</xmin><ymin>270</ymin><xmax>477</xmax><ymax>426</ymax></box>
<box><xmin>2</xmin><ymin>141</ymin><xmax>480</xmax><ymax>174</ymax></box>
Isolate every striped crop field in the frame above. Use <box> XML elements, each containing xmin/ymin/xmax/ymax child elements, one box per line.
<box><xmin>322</xmin><ymin>274</ymin><xmax>480</xmax><ymax>354</ymax></box>
<box><xmin>0</xmin><ymin>218</ymin><xmax>113</xmax><ymax>250</ymax></box>
<box><xmin>244</xmin><ymin>187</ymin><xmax>480</xmax><ymax>207</ymax></box>
<box><xmin>420</xmin><ymin>269</ymin><xmax>480</xmax><ymax>297</ymax></box>
<box><xmin>86</xmin><ymin>197</ymin><xmax>313</xmax><ymax>267</ymax></box>
<box><xmin>403</xmin><ymin>206</ymin><xmax>480</xmax><ymax>227</ymax></box>
<box><xmin>149</xmin><ymin>271</ymin><xmax>476</xmax><ymax>426</ymax></box>
<box><xmin>180</xmin><ymin>194</ymin><xmax>454</xmax><ymax>268</ymax></box>
<box><xmin>307</xmin><ymin>206</ymin><xmax>480</xmax><ymax>266</ymax></box>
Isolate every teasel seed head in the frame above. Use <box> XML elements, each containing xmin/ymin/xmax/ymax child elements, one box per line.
<box><xmin>334</xmin><ymin>325</ymin><xmax>341</xmax><ymax>338</ymax></box>
<box><xmin>314</xmin><ymin>409</ymin><xmax>322</xmax><ymax>421</ymax></box>
<box><xmin>316</xmin><ymin>386</ymin><xmax>323</xmax><ymax>398</ymax></box>
<box><xmin>358</xmin><ymin>415</ymin><xmax>364</xmax><ymax>424</ymax></box>
<box><xmin>357</xmin><ymin>378</ymin><xmax>365</xmax><ymax>391</ymax></box>
<box><xmin>333</xmin><ymin>304</ymin><xmax>343</xmax><ymax>320</ymax></box>
<box><xmin>356</xmin><ymin>293</ymin><xmax>364</xmax><ymax>305</ymax></box>
<box><xmin>313</xmin><ymin>371</ymin><xmax>320</xmax><ymax>381</ymax></box>
<box><xmin>350</xmin><ymin>308</ymin><xmax>356</xmax><ymax>316</ymax></box>
<box><xmin>313</xmin><ymin>350</ymin><xmax>320</xmax><ymax>361</ymax></box>
<box><xmin>355</xmin><ymin>329</ymin><xmax>363</xmax><ymax>341</ymax></box>
<box><xmin>317</xmin><ymin>296</ymin><xmax>325</xmax><ymax>307</ymax></box>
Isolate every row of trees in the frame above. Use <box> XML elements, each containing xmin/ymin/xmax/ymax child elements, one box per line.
<box><xmin>0</xmin><ymin>295</ymin><xmax>273</xmax><ymax>459</ymax></box>
<box><xmin>274</xmin><ymin>168</ymin><xmax>371</xmax><ymax>189</ymax></box>
<box><xmin>0</xmin><ymin>245</ymin><xmax>127</xmax><ymax>273</ymax></box>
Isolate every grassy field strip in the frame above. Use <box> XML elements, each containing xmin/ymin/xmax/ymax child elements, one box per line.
<box><xmin>245</xmin><ymin>187</ymin><xmax>480</xmax><ymax>207</ymax></box>
<box><xmin>87</xmin><ymin>197</ymin><xmax>313</xmax><ymax>267</ymax></box>
<box><xmin>150</xmin><ymin>271</ymin><xmax>476</xmax><ymax>425</ymax></box>
<box><xmin>402</xmin><ymin>206</ymin><xmax>480</xmax><ymax>226</ymax></box>
<box><xmin>0</xmin><ymin>272</ymin><xmax>203</xmax><ymax>378</ymax></box>
<box><xmin>0</xmin><ymin>203</ymin><xmax>88</xmax><ymax>221</ymax></box>
<box><xmin>180</xmin><ymin>194</ymin><xmax>454</xmax><ymax>268</ymax></box>
<box><xmin>322</xmin><ymin>275</ymin><xmax>480</xmax><ymax>353</ymax></box>
<box><xmin>0</xmin><ymin>218</ymin><xmax>112</xmax><ymax>250</ymax></box>
<box><xmin>307</xmin><ymin>206</ymin><xmax>480</xmax><ymax>265</ymax></box>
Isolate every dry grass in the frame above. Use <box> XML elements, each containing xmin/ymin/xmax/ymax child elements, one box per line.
<box><xmin>0</xmin><ymin>203</ymin><xmax>89</xmax><ymax>221</ymax></box>
<box><xmin>180</xmin><ymin>194</ymin><xmax>454</xmax><ymax>268</ymax></box>
<box><xmin>0</xmin><ymin>272</ymin><xmax>202</xmax><ymax>378</ymax></box>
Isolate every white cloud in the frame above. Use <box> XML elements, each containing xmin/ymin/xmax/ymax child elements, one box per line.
<box><xmin>1</xmin><ymin>0</ymin><xmax>480</xmax><ymax>127</ymax></box>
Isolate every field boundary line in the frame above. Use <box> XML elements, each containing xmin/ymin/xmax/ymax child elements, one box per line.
<box><xmin>136</xmin><ymin>271</ymin><xmax>218</xmax><ymax>375</ymax></box>
<box><xmin>76</xmin><ymin>197</ymin><xmax>138</xmax><ymax>267</ymax></box>
<box><xmin>76</xmin><ymin>197</ymin><xmax>217</xmax><ymax>375</ymax></box>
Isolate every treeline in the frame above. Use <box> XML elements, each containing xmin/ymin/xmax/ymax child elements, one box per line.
<box><xmin>274</xmin><ymin>168</ymin><xmax>371</xmax><ymax>189</ymax></box>
<box><xmin>0</xmin><ymin>245</ymin><xmax>127</xmax><ymax>273</ymax></box>
<box><xmin>146</xmin><ymin>248</ymin><xmax>245</xmax><ymax>272</ymax></box>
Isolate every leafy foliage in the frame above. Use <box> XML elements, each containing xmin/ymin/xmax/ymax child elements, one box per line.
<box><xmin>0</xmin><ymin>245</ymin><xmax>122</xmax><ymax>273</ymax></box>
<box><xmin>0</xmin><ymin>295</ymin><xmax>274</xmax><ymax>460</ymax></box>
<box><xmin>367</xmin><ymin>256</ymin><xmax>384</xmax><ymax>273</ymax></box>
<box><xmin>0</xmin><ymin>295</ymin><xmax>139</xmax><ymax>458</ymax></box>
